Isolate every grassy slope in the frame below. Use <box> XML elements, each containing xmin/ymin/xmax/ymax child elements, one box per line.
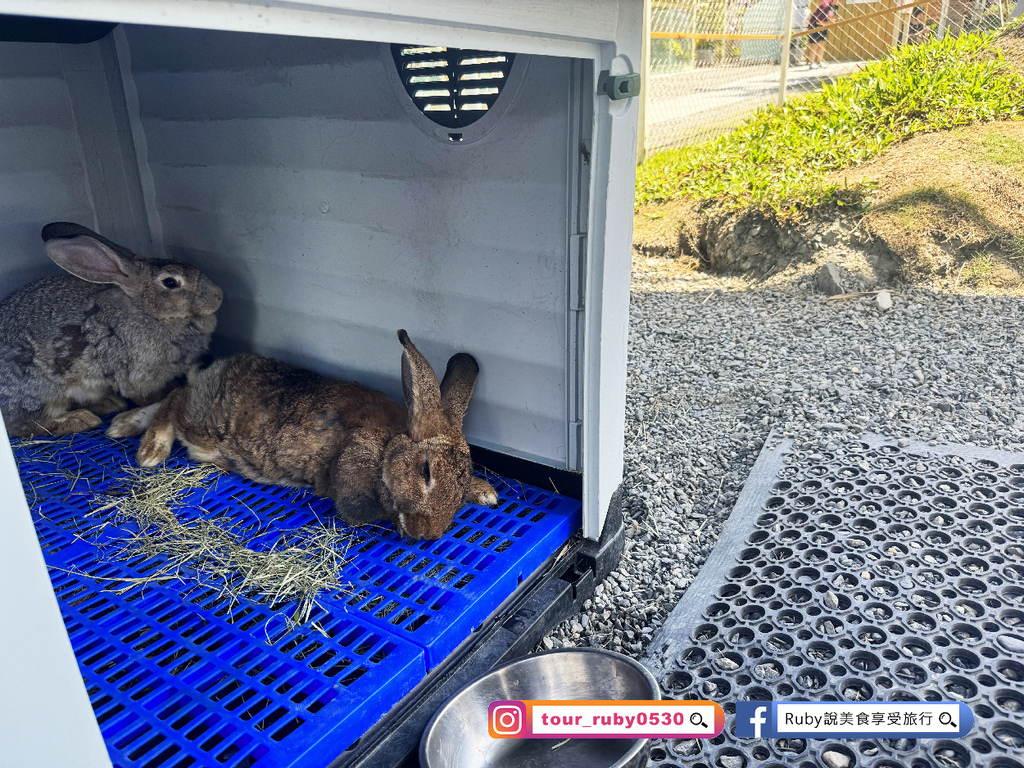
<box><xmin>849</xmin><ymin>119</ymin><xmax>1024</xmax><ymax>283</ymax></box>
<box><xmin>635</xmin><ymin>30</ymin><xmax>1024</xmax><ymax>216</ymax></box>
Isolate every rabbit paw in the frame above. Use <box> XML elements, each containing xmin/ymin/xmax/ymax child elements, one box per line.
<box><xmin>137</xmin><ymin>423</ymin><xmax>174</xmax><ymax>467</ymax></box>
<box><xmin>50</xmin><ymin>409</ymin><xmax>103</xmax><ymax>435</ymax></box>
<box><xmin>89</xmin><ymin>394</ymin><xmax>128</xmax><ymax>416</ymax></box>
<box><xmin>467</xmin><ymin>476</ymin><xmax>499</xmax><ymax>506</ymax></box>
<box><xmin>107</xmin><ymin>403</ymin><xmax>161</xmax><ymax>438</ymax></box>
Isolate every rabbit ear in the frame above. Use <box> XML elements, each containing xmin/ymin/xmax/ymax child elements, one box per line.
<box><xmin>44</xmin><ymin>235</ymin><xmax>139</xmax><ymax>291</ymax></box>
<box><xmin>439</xmin><ymin>353</ymin><xmax>479</xmax><ymax>429</ymax></box>
<box><xmin>41</xmin><ymin>221</ymin><xmax>141</xmax><ymax>263</ymax></box>
<box><xmin>398</xmin><ymin>329</ymin><xmax>445</xmax><ymax>439</ymax></box>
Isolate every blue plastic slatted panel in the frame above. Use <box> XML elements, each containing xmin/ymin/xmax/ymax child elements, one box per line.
<box><xmin>15</xmin><ymin>428</ymin><xmax>581</xmax><ymax>768</ymax></box>
<box><xmin>342</xmin><ymin>479</ymin><xmax>581</xmax><ymax>667</ymax></box>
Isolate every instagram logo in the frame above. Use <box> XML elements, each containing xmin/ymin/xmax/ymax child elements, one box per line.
<box><xmin>489</xmin><ymin>701</ymin><xmax>526</xmax><ymax>738</ymax></box>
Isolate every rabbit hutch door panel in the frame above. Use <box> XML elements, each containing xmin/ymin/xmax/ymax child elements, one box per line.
<box><xmin>0</xmin><ymin>2</ymin><xmax>641</xmax><ymax>767</ymax></box>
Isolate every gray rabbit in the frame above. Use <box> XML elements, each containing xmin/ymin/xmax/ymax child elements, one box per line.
<box><xmin>0</xmin><ymin>222</ymin><xmax>223</xmax><ymax>436</ymax></box>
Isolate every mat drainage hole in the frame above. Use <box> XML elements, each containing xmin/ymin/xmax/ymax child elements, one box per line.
<box><xmin>849</xmin><ymin>651</ymin><xmax>881</xmax><ymax>672</ymax></box>
<box><xmin>931</xmin><ymin>741</ymin><xmax>971</xmax><ymax>768</ymax></box>
<box><xmin>970</xmin><ymin>738</ymin><xmax>993</xmax><ymax>755</ymax></box>
<box><xmin>855</xmin><ymin>626</ymin><xmax>886</xmax><ymax>645</ymax></box>
<box><xmin>995</xmin><ymin>689</ymin><xmax>1024</xmax><ymax>713</ymax></box>
<box><xmin>900</xmin><ymin>638</ymin><xmax>932</xmax><ymax>659</ymax></box>
<box><xmin>673</xmin><ymin>738</ymin><xmax>702</xmax><ymax>757</ymax></box>
<box><xmin>742</xmin><ymin>686</ymin><xmax>773</xmax><ymax>702</ymax></box>
<box><xmin>992</xmin><ymin>721</ymin><xmax>1024</xmax><ymax>749</ymax></box>
<box><xmin>887</xmin><ymin>690</ymin><xmax>920</xmax><ymax>705</ymax></box>
<box><xmin>754</xmin><ymin>660</ymin><xmax>784</xmax><ymax>681</ymax></box>
<box><xmin>663</xmin><ymin>671</ymin><xmax>693</xmax><ymax>693</ymax></box>
<box><xmin>946</xmin><ymin>649</ymin><xmax>980</xmax><ymax>671</ymax></box>
<box><xmin>858</xmin><ymin>741</ymin><xmax>879</xmax><ymax>757</ymax></box>
<box><xmin>974</xmin><ymin>704</ymin><xmax>994</xmax><ymax>719</ymax></box>
<box><xmin>701</xmin><ymin>678</ymin><xmax>730</xmax><ymax>698</ymax></box>
<box><xmin>817</xmin><ymin>617</ymin><xmax>844</xmax><ymax>636</ymax></box>
<box><xmin>904</xmin><ymin>613</ymin><xmax>937</xmax><ymax>633</ymax></box>
<box><xmin>806</xmin><ymin>641</ymin><xmax>836</xmax><ymax>662</ymax></box>
<box><xmin>882</xmin><ymin>737</ymin><xmax>918</xmax><ymax>754</ymax></box>
<box><xmin>995</xmin><ymin>660</ymin><xmax>1024</xmax><ymax>683</ymax></box>
<box><xmin>713</xmin><ymin>747</ymin><xmax>746</xmax><ymax>768</ymax></box>
<box><xmin>693</xmin><ymin>625</ymin><xmax>718</xmax><ymax>643</ymax></box>
<box><xmin>795</xmin><ymin>668</ymin><xmax>827</xmax><ymax>691</ymax></box>
<box><xmin>818</xmin><ymin>744</ymin><xmax>856</xmax><ymax>768</ymax></box>
<box><xmin>772</xmin><ymin>737</ymin><xmax>805</xmax><ymax>756</ymax></box>
<box><xmin>893</xmin><ymin>662</ymin><xmax>928</xmax><ymax>685</ymax></box>
<box><xmin>841</xmin><ymin>679</ymin><xmax>873</xmax><ymax>701</ymax></box>
<box><xmin>677</xmin><ymin>647</ymin><xmax>707</xmax><ymax>667</ymax></box>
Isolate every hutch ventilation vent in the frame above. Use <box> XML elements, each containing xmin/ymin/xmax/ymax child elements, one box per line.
<box><xmin>391</xmin><ymin>44</ymin><xmax>515</xmax><ymax>129</ymax></box>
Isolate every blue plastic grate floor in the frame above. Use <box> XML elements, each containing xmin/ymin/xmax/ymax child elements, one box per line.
<box><xmin>15</xmin><ymin>427</ymin><xmax>580</xmax><ymax>768</ymax></box>
<box><xmin>643</xmin><ymin>433</ymin><xmax>1024</xmax><ymax>768</ymax></box>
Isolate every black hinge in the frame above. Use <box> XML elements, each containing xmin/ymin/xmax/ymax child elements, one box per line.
<box><xmin>598</xmin><ymin>71</ymin><xmax>641</xmax><ymax>101</ymax></box>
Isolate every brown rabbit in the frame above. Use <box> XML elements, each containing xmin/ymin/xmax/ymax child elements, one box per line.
<box><xmin>109</xmin><ymin>331</ymin><xmax>498</xmax><ymax>540</ymax></box>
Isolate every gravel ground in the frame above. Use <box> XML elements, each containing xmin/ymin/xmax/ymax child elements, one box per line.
<box><xmin>541</xmin><ymin>262</ymin><xmax>1024</xmax><ymax>656</ymax></box>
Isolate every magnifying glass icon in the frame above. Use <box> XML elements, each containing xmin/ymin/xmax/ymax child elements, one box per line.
<box><xmin>939</xmin><ymin>712</ymin><xmax>957</xmax><ymax>728</ymax></box>
<box><xmin>690</xmin><ymin>712</ymin><xmax>708</xmax><ymax>729</ymax></box>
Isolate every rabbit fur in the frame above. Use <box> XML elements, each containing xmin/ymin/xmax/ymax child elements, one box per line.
<box><xmin>109</xmin><ymin>331</ymin><xmax>498</xmax><ymax>540</ymax></box>
<box><xmin>0</xmin><ymin>222</ymin><xmax>223</xmax><ymax>437</ymax></box>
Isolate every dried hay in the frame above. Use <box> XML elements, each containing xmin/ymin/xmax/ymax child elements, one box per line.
<box><xmin>92</xmin><ymin>463</ymin><xmax>355</xmax><ymax>631</ymax></box>
<box><xmin>13</xmin><ymin>440</ymin><xmax>360</xmax><ymax>635</ymax></box>
<box><xmin>17</xmin><ymin>435</ymin><xmax>526</xmax><ymax>637</ymax></box>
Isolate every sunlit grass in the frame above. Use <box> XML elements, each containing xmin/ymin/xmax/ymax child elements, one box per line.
<box><xmin>636</xmin><ymin>30</ymin><xmax>1024</xmax><ymax>216</ymax></box>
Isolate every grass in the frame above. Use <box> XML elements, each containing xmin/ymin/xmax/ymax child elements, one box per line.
<box><xmin>876</xmin><ymin>185</ymin><xmax>986</xmax><ymax>229</ymax></box>
<box><xmin>969</xmin><ymin>129</ymin><xmax>1024</xmax><ymax>167</ymax></box>
<box><xmin>636</xmin><ymin>30</ymin><xmax>1024</xmax><ymax>215</ymax></box>
<box><xmin>937</xmin><ymin>126</ymin><xmax>1024</xmax><ymax>168</ymax></box>
<box><xmin>958</xmin><ymin>253</ymin><xmax>995</xmax><ymax>285</ymax></box>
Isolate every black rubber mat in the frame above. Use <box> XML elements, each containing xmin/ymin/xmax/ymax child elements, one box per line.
<box><xmin>643</xmin><ymin>433</ymin><xmax>1024</xmax><ymax>768</ymax></box>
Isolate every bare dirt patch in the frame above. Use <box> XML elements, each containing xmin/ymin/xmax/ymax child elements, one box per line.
<box><xmin>633</xmin><ymin>199</ymin><xmax>702</xmax><ymax>260</ymax></box>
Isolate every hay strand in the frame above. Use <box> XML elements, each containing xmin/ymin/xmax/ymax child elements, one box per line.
<box><xmin>92</xmin><ymin>463</ymin><xmax>353</xmax><ymax>632</ymax></box>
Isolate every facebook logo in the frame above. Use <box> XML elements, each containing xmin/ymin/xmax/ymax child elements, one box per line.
<box><xmin>736</xmin><ymin>701</ymin><xmax>971</xmax><ymax>739</ymax></box>
<box><xmin>736</xmin><ymin>702</ymin><xmax>773</xmax><ymax>738</ymax></box>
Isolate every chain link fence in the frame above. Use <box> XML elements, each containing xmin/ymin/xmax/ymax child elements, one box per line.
<box><xmin>642</xmin><ymin>0</ymin><xmax>1015</xmax><ymax>154</ymax></box>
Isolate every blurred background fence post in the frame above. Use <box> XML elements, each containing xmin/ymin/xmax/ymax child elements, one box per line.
<box><xmin>639</xmin><ymin>0</ymin><xmax>653</xmax><ymax>163</ymax></box>
<box><xmin>778</xmin><ymin>0</ymin><xmax>796</xmax><ymax>106</ymax></box>
<box><xmin>938</xmin><ymin>0</ymin><xmax>951</xmax><ymax>36</ymax></box>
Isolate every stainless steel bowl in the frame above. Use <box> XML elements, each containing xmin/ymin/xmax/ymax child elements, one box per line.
<box><xmin>420</xmin><ymin>648</ymin><xmax>660</xmax><ymax>768</ymax></box>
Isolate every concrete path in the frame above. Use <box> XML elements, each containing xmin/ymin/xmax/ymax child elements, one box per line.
<box><xmin>646</xmin><ymin>59</ymin><xmax>866</xmax><ymax>150</ymax></box>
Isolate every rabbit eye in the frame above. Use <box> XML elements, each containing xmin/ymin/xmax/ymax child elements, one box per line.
<box><xmin>422</xmin><ymin>461</ymin><xmax>431</xmax><ymax>485</ymax></box>
<box><xmin>162</xmin><ymin>277</ymin><xmax>181</xmax><ymax>290</ymax></box>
